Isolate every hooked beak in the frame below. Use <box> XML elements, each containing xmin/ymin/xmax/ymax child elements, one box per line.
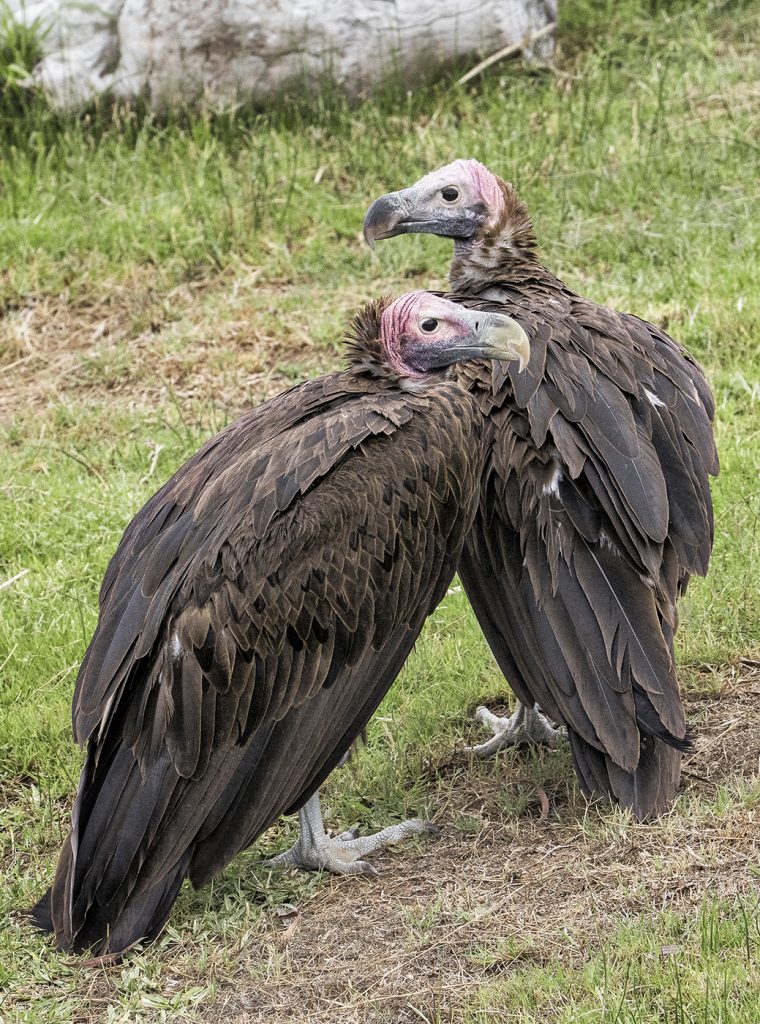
<box><xmin>363</xmin><ymin>192</ymin><xmax>412</xmax><ymax>249</ymax></box>
<box><xmin>456</xmin><ymin>310</ymin><xmax>531</xmax><ymax>372</ymax></box>
<box><xmin>364</xmin><ymin>188</ymin><xmax>480</xmax><ymax>247</ymax></box>
<box><xmin>364</xmin><ymin>190</ymin><xmax>455</xmax><ymax>247</ymax></box>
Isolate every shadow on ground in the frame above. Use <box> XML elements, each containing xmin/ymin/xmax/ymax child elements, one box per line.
<box><xmin>192</xmin><ymin>662</ymin><xmax>760</xmax><ymax>1023</ymax></box>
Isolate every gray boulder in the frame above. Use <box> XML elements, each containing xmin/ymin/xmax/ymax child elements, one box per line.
<box><xmin>9</xmin><ymin>0</ymin><xmax>556</xmax><ymax>108</ymax></box>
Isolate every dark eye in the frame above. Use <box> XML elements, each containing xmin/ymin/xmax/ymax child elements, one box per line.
<box><xmin>420</xmin><ymin>317</ymin><xmax>439</xmax><ymax>333</ymax></box>
<box><xmin>441</xmin><ymin>186</ymin><xmax>459</xmax><ymax>202</ymax></box>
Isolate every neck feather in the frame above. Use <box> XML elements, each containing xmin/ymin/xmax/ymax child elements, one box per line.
<box><xmin>450</xmin><ymin>179</ymin><xmax>538</xmax><ymax>290</ymax></box>
<box><xmin>344</xmin><ymin>298</ymin><xmax>428</xmax><ymax>389</ymax></box>
<box><xmin>344</xmin><ymin>298</ymin><xmax>392</xmax><ymax>376</ymax></box>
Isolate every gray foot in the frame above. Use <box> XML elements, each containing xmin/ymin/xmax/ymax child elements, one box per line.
<box><xmin>264</xmin><ymin>793</ymin><xmax>433</xmax><ymax>877</ymax></box>
<box><xmin>464</xmin><ymin>701</ymin><xmax>566</xmax><ymax>757</ymax></box>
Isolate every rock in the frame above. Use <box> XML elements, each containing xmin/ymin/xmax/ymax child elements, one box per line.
<box><xmin>8</xmin><ymin>0</ymin><xmax>556</xmax><ymax>109</ymax></box>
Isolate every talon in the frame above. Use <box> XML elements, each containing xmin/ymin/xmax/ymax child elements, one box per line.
<box><xmin>265</xmin><ymin>794</ymin><xmax>432</xmax><ymax>876</ymax></box>
<box><xmin>335</xmin><ymin>825</ymin><xmax>362</xmax><ymax>842</ymax></box>
<box><xmin>463</xmin><ymin>702</ymin><xmax>566</xmax><ymax>757</ymax></box>
<box><xmin>344</xmin><ymin>860</ymin><xmax>379</xmax><ymax>878</ymax></box>
<box><xmin>420</xmin><ymin>821</ymin><xmax>442</xmax><ymax>837</ymax></box>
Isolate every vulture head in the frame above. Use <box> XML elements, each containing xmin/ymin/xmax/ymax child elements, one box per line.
<box><xmin>377</xmin><ymin>291</ymin><xmax>530</xmax><ymax>379</ymax></box>
<box><xmin>363</xmin><ymin>159</ymin><xmax>535</xmax><ymax>256</ymax></box>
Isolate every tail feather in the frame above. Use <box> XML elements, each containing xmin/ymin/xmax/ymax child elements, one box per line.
<box><xmin>76</xmin><ymin>855</ymin><xmax>190</xmax><ymax>956</ymax></box>
<box><xmin>568</xmin><ymin>729</ymin><xmax>683</xmax><ymax>821</ymax></box>
<box><xmin>30</xmin><ymin>889</ymin><xmax>53</xmax><ymax>933</ymax></box>
<box><xmin>31</xmin><ymin>740</ymin><xmax>195</xmax><ymax>956</ymax></box>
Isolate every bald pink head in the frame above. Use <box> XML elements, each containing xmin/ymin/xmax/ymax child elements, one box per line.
<box><xmin>363</xmin><ymin>158</ymin><xmax>507</xmax><ymax>248</ymax></box>
<box><xmin>432</xmin><ymin>159</ymin><xmax>505</xmax><ymax>221</ymax></box>
<box><xmin>379</xmin><ymin>291</ymin><xmax>530</xmax><ymax>379</ymax></box>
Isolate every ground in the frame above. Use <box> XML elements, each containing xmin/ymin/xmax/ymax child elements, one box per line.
<box><xmin>203</xmin><ymin>665</ymin><xmax>760</xmax><ymax>1024</ymax></box>
<box><xmin>1</xmin><ymin>0</ymin><xmax>759</xmax><ymax>1020</ymax></box>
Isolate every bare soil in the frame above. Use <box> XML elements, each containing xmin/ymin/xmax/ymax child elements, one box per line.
<box><xmin>0</xmin><ymin>272</ymin><xmax>330</xmax><ymax>421</ymax></box>
<box><xmin>192</xmin><ymin>663</ymin><xmax>760</xmax><ymax>1024</ymax></box>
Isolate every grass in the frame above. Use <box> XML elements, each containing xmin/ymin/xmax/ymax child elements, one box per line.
<box><xmin>459</xmin><ymin>899</ymin><xmax>760</xmax><ymax>1023</ymax></box>
<box><xmin>1</xmin><ymin>0</ymin><xmax>759</xmax><ymax>1019</ymax></box>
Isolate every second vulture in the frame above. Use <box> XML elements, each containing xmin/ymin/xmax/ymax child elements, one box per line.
<box><xmin>365</xmin><ymin>160</ymin><xmax>718</xmax><ymax>819</ymax></box>
<box><xmin>32</xmin><ymin>291</ymin><xmax>530</xmax><ymax>955</ymax></box>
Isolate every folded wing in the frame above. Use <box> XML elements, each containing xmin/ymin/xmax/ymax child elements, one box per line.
<box><xmin>42</xmin><ymin>377</ymin><xmax>482</xmax><ymax>954</ymax></box>
<box><xmin>455</xmin><ymin>287</ymin><xmax>716</xmax><ymax>818</ymax></box>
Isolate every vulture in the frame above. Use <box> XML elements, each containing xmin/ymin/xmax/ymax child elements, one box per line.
<box><xmin>365</xmin><ymin>160</ymin><xmax>718</xmax><ymax>819</ymax></box>
<box><xmin>32</xmin><ymin>290</ymin><xmax>530</xmax><ymax>955</ymax></box>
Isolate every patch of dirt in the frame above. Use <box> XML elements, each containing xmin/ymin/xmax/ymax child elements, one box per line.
<box><xmin>684</xmin><ymin>659</ymin><xmax>760</xmax><ymax>789</ymax></box>
<box><xmin>6</xmin><ymin>666</ymin><xmax>759</xmax><ymax>1024</ymax></box>
<box><xmin>0</xmin><ymin>268</ymin><xmax>343</xmax><ymax>422</ymax></box>
<box><xmin>189</xmin><ymin>663</ymin><xmax>760</xmax><ymax>1024</ymax></box>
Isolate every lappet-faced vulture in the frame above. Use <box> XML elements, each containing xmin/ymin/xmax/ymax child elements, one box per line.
<box><xmin>31</xmin><ymin>291</ymin><xmax>530</xmax><ymax>956</ymax></box>
<box><xmin>365</xmin><ymin>161</ymin><xmax>718</xmax><ymax>819</ymax></box>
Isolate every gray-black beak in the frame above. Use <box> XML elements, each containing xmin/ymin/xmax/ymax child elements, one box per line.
<box><xmin>363</xmin><ymin>192</ymin><xmax>409</xmax><ymax>249</ymax></box>
<box><xmin>364</xmin><ymin>188</ymin><xmax>478</xmax><ymax>247</ymax></box>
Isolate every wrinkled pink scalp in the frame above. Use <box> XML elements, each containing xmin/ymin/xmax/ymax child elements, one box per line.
<box><xmin>380</xmin><ymin>291</ymin><xmax>473</xmax><ymax>377</ymax></box>
<box><xmin>380</xmin><ymin>291</ymin><xmax>427</xmax><ymax>374</ymax></box>
<box><xmin>452</xmin><ymin>158</ymin><xmax>505</xmax><ymax>215</ymax></box>
<box><xmin>403</xmin><ymin>158</ymin><xmax>505</xmax><ymax>222</ymax></box>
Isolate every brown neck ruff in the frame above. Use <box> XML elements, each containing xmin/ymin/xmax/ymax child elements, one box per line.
<box><xmin>450</xmin><ymin>178</ymin><xmax>539</xmax><ymax>292</ymax></box>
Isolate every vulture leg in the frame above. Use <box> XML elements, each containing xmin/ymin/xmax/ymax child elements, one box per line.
<box><xmin>464</xmin><ymin>702</ymin><xmax>566</xmax><ymax>757</ymax></box>
<box><xmin>264</xmin><ymin>793</ymin><xmax>432</xmax><ymax>877</ymax></box>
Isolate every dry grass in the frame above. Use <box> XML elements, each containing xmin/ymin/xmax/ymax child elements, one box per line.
<box><xmin>0</xmin><ymin>270</ymin><xmax>322</xmax><ymax>418</ymax></box>
<box><xmin>196</xmin><ymin>666</ymin><xmax>760</xmax><ymax>1023</ymax></box>
<box><xmin>22</xmin><ymin>666</ymin><xmax>750</xmax><ymax>1024</ymax></box>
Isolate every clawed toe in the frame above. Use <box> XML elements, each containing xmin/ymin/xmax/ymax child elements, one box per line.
<box><xmin>335</xmin><ymin>825</ymin><xmax>362</xmax><ymax>842</ymax></box>
<box><xmin>463</xmin><ymin>701</ymin><xmax>566</xmax><ymax>757</ymax></box>
<box><xmin>264</xmin><ymin>795</ymin><xmax>434</xmax><ymax>876</ymax></box>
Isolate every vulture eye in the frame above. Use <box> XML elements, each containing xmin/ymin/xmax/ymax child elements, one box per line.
<box><xmin>420</xmin><ymin>317</ymin><xmax>439</xmax><ymax>333</ymax></box>
<box><xmin>441</xmin><ymin>186</ymin><xmax>459</xmax><ymax>202</ymax></box>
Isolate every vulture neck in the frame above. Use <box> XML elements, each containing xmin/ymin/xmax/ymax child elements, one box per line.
<box><xmin>450</xmin><ymin>182</ymin><xmax>540</xmax><ymax>293</ymax></box>
<box><xmin>345</xmin><ymin>336</ymin><xmax>402</xmax><ymax>388</ymax></box>
<box><xmin>344</xmin><ymin>299</ymin><xmax>435</xmax><ymax>392</ymax></box>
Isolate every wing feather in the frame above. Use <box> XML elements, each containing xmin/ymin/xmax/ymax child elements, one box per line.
<box><xmin>47</xmin><ymin>377</ymin><xmax>483</xmax><ymax>954</ymax></box>
<box><xmin>451</xmin><ymin>277</ymin><xmax>716</xmax><ymax>819</ymax></box>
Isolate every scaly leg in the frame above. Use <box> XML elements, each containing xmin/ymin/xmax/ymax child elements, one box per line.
<box><xmin>264</xmin><ymin>793</ymin><xmax>433</xmax><ymax>877</ymax></box>
<box><xmin>464</xmin><ymin>701</ymin><xmax>566</xmax><ymax>757</ymax></box>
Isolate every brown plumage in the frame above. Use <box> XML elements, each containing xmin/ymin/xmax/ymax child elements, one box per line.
<box><xmin>365</xmin><ymin>161</ymin><xmax>718</xmax><ymax>819</ymax></box>
<box><xmin>31</xmin><ymin>291</ymin><xmax>529</xmax><ymax>955</ymax></box>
